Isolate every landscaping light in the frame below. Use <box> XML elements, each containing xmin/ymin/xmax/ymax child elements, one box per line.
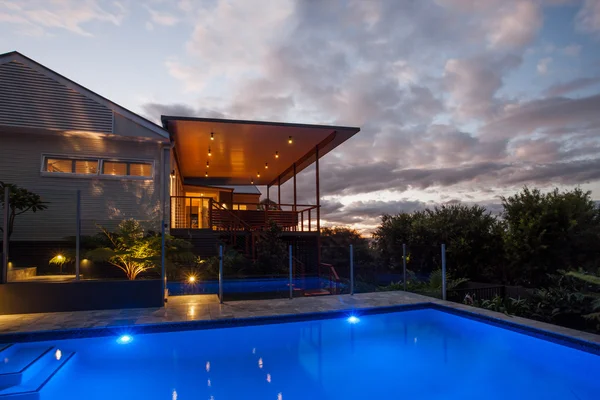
<box><xmin>188</xmin><ymin>276</ymin><xmax>196</xmax><ymax>283</ymax></box>
<box><xmin>210</xmin><ymin>131</ymin><xmax>214</xmax><ymax>140</ymax></box>
<box><xmin>117</xmin><ymin>334</ymin><xmax>133</xmax><ymax>344</ymax></box>
<box><xmin>56</xmin><ymin>254</ymin><xmax>64</xmax><ymax>261</ymax></box>
<box><xmin>288</xmin><ymin>136</ymin><xmax>293</xmax><ymax>144</ymax></box>
<box><xmin>347</xmin><ymin>316</ymin><xmax>360</xmax><ymax>324</ymax></box>
<box><xmin>275</xmin><ymin>151</ymin><xmax>279</xmax><ymax>158</ymax></box>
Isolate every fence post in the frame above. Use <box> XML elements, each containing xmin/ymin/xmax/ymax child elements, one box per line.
<box><xmin>161</xmin><ymin>220</ymin><xmax>166</xmax><ymax>303</ymax></box>
<box><xmin>441</xmin><ymin>244</ymin><xmax>447</xmax><ymax>301</ymax></box>
<box><xmin>350</xmin><ymin>244</ymin><xmax>354</xmax><ymax>295</ymax></box>
<box><xmin>75</xmin><ymin>190</ymin><xmax>81</xmax><ymax>281</ymax></box>
<box><xmin>2</xmin><ymin>187</ymin><xmax>8</xmax><ymax>284</ymax></box>
<box><xmin>219</xmin><ymin>245</ymin><xmax>224</xmax><ymax>304</ymax></box>
<box><xmin>402</xmin><ymin>243</ymin><xmax>407</xmax><ymax>291</ymax></box>
<box><xmin>289</xmin><ymin>245</ymin><xmax>293</xmax><ymax>299</ymax></box>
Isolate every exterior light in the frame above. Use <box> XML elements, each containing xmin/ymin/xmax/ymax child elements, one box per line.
<box><xmin>275</xmin><ymin>151</ymin><xmax>279</xmax><ymax>158</ymax></box>
<box><xmin>208</xmin><ymin>147</ymin><xmax>212</xmax><ymax>156</ymax></box>
<box><xmin>205</xmin><ymin>171</ymin><xmax>208</xmax><ymax>177</ymax></box>
<box><xmin>251</xmin><ymin>178</ymin><xmax>254</xmax><ymax>184</ymax></box>
<box><xmin>265</xmin><ymin>163</ymin><xmax>268</xmax><ymax>169</ymax></box>
<box><xmin>206</xmin><ymin>161</ymin><xmax>209</xmax><ymax>168</ymax></box>
<box><xmin>347</xmin><ymin>316</ymin><xmax>360</xmax><ymax>324</ymax></box>
<box><xmin>117</xmin><ymin>335</ymin><xmax>133</xmax><ymax>344</ymax></box>
<box><xmin>257</xmin><ymin>172</ymin><xmax>260</xmax><ymax>178</ymax></box>
<box><xmin>210</xmin><ymin>131</ymin><xmax>214</xmax><ymax>140</ymax></box>
<box><xmin>201</xmin><ymin>193</ymin><xmax>204</xmax><ymax>196</ymax></box>
<box><xmin>188</xmin><ymin>276</ymin><xmax>196</xmax><ymax>283</ymax></box>
<box><xmin>56</xmin><ymin>255</ymin><xmax>64</xmax><ymax>261</ymax></box>
<box><xmin>288</xmin><ymin>136</ymin><xmax>293</xmax><ymax>144</ymax></box>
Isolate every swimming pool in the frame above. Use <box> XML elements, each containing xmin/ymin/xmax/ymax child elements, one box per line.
<box><xmin>1</xmin><ymin>307</ymin><xmax>599</xmax><ymax>399</ymax></box>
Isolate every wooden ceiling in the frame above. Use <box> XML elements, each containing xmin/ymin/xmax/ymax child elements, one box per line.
<box><xmin>164</xmin><ymin>117</ymin><xmax>360</xmax><ymax>186</ymax></box>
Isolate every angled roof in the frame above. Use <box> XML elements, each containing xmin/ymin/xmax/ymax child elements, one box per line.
<box><xmin>163</xmin><ymin>116</ymin><xmax>360</xmax><ymax>186</ymax></box>
<box><xmin>0</xmin><ymin>51</ymin><xmax>168</xmax><ymax>142</ymax></box>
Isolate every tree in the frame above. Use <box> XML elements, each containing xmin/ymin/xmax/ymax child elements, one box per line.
<box><xmin>86</xmin><ymin>219</ymin><xmax>194</xmax><ymax>280</ymax></box>
<box><xmin>254</xmin><ymin>220</ymin><xmax>288</xmax><ymax>275</ymax></box>
<box><xmin>321</xmin><ymin>226</ymin><xmax>375</xmax><ymax>270</ymax></box>
<box><xmin>0</xmin><ymin>181</ymin><xmax>48</xmax><ymax>240</ymax></box>
<box><xmin>502</xmin><ymin>187</ymin><xmax>600</xmax><ymax>286</ymax></box>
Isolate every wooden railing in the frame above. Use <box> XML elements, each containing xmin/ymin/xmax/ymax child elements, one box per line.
<box><xmin>170</xmin><ymin>197</ymin><xmax>319</xmax><ymax>232</ymax></box>
<box><xmin>319</xmin><ymin>263</ymin><xmax>341</xmax><ymax>294</ymax></box>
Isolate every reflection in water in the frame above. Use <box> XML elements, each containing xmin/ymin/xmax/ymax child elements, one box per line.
<box><xmin>267</xmin><ymin>373</ymin><xmax>271</xmax><ymax>383</ymax></box>
<box><xmin>206</xmin><ymin>361</ymin><xmax>210</xmax><ymax>372</ymax></box>
<box><xmin>208</xmin><ymin>379</ymin><xmax>211</xmax><ymax>387</ymax></box>
<box><xmin>277</xmin><ymin>392</ymin><xmax>283</xmax><ymax>400</ymax></box>
<box><xmin>258</xmin><ymin>358</ymin><xmax>263</xmax><ymax>369</ymax></box>
<box><xmin>171</xmin><ymin>390</ymin><xmax>177</xmax><ymax>400</ymax></box>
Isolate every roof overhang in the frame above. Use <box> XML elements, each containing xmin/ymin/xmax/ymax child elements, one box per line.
<box><xmin>162</xmin><ymin>116</ymin><xmax>360</xmax><ymax>186</ymax></box>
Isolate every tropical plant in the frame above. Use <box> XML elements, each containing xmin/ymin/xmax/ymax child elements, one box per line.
<box><xmin>470</xmin><ymin>295</ymin><xmax>530</xmax><ymax>316</ymax></box>
<box><xmin>85</xmin><ymin>219</ymin><xmax>194</xmax><ymax>280</ymax></box>
<box><xmin>566</xmin><ymin>270</ymin><xmax>600</xmax><ymax>328</ymax></box>
<box><xmin>379</xmin><ymin>268</ymin><xmax>468</xmax><ymax>298</ymax></box>
<box><xmin>0</xmin><ymin>181</ymin><xmax>48</xmax><ymax>241</ymax></box>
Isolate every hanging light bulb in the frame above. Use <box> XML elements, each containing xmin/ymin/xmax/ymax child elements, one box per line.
<box><xmin>265</xmin><ymin>162</ymin><xmax>269</xmax><ymax>169</ymax></box>
<box><xmin>210</xmin><ymin>131</ymin><xmax>214</xmax><ymax>141</ymax></box>
<box><xmin>206</xmin><ymin>161</ymin><xmax>210</xmax><ymax>168</ymax></box>
<box><xmin>251</xmin><ymin>177</ymin><xmax>254</xmax><ymax>184</ymax></box>
<box><xmin>205</xmin><ymin>171</ymin><xmax>208</xmax><ymax>177</ymax></box>
<box><xmin>275</xmin><ymin>151</ymin><xmax>279</xmax><ymax>159</ymax></box>
<box><xmin>208</xmin><ymin>147</ymin><xmax>212</xmax><ymax>156</ymax></box>
<box><xmin>288</xmin><ymin>136</ymin><xmax>293</xmax><ymax>144</ymax></box>
<box><xmin>257</xmin><ymin>172</ymin><xmax>261</xmax><ymax>178</ymax></box>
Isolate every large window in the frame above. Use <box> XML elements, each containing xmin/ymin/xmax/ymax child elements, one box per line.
<box><xmin>42</xmin><ymin>155</ymin><xmax>153</xmax><ymax>179</ymax></box>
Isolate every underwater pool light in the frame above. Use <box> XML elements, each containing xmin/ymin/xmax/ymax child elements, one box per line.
<box><xmin>117</xmin><ymin>334</ymin><xmax>133</xmax><ymax>344</ymax></box>
<box><xmin>347</xmin><ymin>316</ymin><xmax>360</xmax><ymax>324</ymax></box>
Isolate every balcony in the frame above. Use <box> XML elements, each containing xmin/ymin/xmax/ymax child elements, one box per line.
<box><xmin>170</xmin><ymin>196</ymin><xmax>320</xmax><ymax>232</ymax></box>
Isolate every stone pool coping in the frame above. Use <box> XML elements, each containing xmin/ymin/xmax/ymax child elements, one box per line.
<box><xmin>0</xmin><ymin>291</ymin><xmax>598</xmax><ymax>354</ymax></box>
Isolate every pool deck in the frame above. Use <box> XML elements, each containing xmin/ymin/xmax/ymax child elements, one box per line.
<box><xmin>0</xmin><ymin>291</ymin><xmax>599</xmax><ymax>346</ymax></box>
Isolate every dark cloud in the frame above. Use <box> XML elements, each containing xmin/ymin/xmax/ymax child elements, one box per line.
<box><xmin>141</xmin><ymin>103</ymin><xmax>226</xmax><ymax>123</ymax></box>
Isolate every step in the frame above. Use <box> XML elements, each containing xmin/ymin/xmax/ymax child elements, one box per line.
<box><xmin>0</xmin><ymin>347</ymin><xmax>75</xmax><ymax>399</ymax></box>
<box><xmin>303</xmin><ymin>289</ymin><xmax>332</xmax><ymax>296</ymax></box>
<box><xmin>0</xmin><ymin>346</ymin><xmax>54</xmax><ymax>389</ymax></box>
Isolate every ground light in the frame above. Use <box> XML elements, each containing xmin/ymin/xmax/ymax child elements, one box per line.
<box><xmin>347</xmin><ymin>316</ymin><xmax>360</xmax><ymax>324</ymax></box>
<box><xmin>117</xmin><ymin>335</ymin><xmax>133</xmax><ymax>344</ymax></box>
<box><xmin>188</xmin><ymin>276</ymin><xmax>196</xmax><ymax>283</ymax></box>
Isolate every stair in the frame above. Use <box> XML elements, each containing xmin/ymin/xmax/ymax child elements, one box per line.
<box><xmin>0</xmin><ymin>344</ymin><xmax>75</xmax><ymax>399</ymax></box>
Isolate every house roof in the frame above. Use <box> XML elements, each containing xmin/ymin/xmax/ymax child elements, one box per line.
<box><xmin>162</xmin><ymin>116</ymin><xmax>360</xmax><ymax>186</ymax></box>
<box><xmin>0</xmin><ymin>51</ymin><xmax>169</xmax><ymax>142</ymax></box>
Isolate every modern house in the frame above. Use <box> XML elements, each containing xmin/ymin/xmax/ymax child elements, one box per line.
<box><xmin>0</xmin><ymin>51</ymin><xmax>359</xmax><ymax>311</ymax></box>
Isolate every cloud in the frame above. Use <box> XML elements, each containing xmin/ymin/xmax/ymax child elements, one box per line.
<box><xmin>537</xmin><ymin>57</ymin><xmax>552</xmax><ymax>75</ymax></box>
<box><xmin>576</xmin><ymin>0</ymin><xmax>600</xmax><ymax>35</ymax></box>
<box><xmin>0</xmin><ymin>0</ymin><xmax>126</xmax><ymax>36</ymax></box>
<box><xmin>145</xmin><ymin>7</ymin><xmax>178</xmax><ymax>27</ymax></box>
<box><xmin>140</xmin><ymin>103</ymin><xmax>226</xmax><ymax>123</ymax></box>
<box><xmin>561</xmin><ymin>44</ymin><xmax>582</xmax><ymax>56</ymax></box>
<box><xmin>543</xmin><ymin>77</ymin><xmax>600</xmax><ymax>97</ymax></box>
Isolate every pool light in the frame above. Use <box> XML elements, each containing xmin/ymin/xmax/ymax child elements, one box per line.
<box><xmin>347</xmin><ymin>316</ymin><xmax>360</xmax><ymax>324</ymax></box>
<box><xmin>117</xmin><ymin>334</ymin><xmax>133</xmax><ymax>344</ymax></box>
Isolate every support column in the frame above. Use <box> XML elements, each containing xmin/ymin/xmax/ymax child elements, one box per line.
<box><xmin>278</xmin><ymin>175</ymin><xmax>281</xmax><ymax>207</ymax></box>
<box><xmin>267</xmin><ymin>185</ymin><xmax>270</xmax><ymax>204</ymax></box>
<box><xmin>315</xmin><ymin>146</ymin><xmax>320</xmax><ymax>233</ymax></box>
<box><xmin>293</xmin><ymin>163</ymin><xmax>297</xmax><ymax>212</ymax></box>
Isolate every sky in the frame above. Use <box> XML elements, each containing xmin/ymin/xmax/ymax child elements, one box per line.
<box><xmin>1</xmin><ymin>0</ymin><xmax>600</xmax><ymax>233</ymax></box>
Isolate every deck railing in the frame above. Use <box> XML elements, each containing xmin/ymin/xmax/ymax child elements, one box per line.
<box><xmin>170</xmin><ymin>196</ymin><xmax>319</xmax><ymax>232</ymax></box>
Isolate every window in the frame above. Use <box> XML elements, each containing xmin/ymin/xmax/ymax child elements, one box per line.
<box><xmin>44</xmin><ymin>157</ymin><xmax>98</xmax><ymax>174</ymax></box>
<box><xmin>101</xmin><ymin>161</ymin><xmax>152</xmax><ymax>177</ymax></box>
<box><xmin>42</xmin><ymin>155</ymin><xmax>153</xmax><ymax>179</ymax></box>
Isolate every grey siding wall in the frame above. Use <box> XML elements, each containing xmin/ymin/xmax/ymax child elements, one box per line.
<box><xmin>0</xmin><ymin>61</ymin><xmax>113</xmax><ymax>133</ymax></box>
<box><xmin>0</xmin><ymin>130</ymin><xmax>166</xmax><ymax>241</ymax></box>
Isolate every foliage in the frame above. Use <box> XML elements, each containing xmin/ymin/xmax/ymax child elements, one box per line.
<box><xmin>201</xmin><ymin>248</ymin><xmax>253</xmax><ymax>278</ymax></box>
<box><xmin>254</xmin><ymin>220</ymin><xmax>288</xmax><ymax>275</ymax></box>
<box><xmin>85</xmin><ymin>219</ymin><xmax>194</xmax><ymax>280</ymax></box>
<box><xmin>469</xmin><ymin>295</ymin><xmax>530</xmax><ymax>316</ymax></box>
<box><xmin>321</xmin><ymin>226</ymin><xmax>375</xmax><ymax>269</ymax></box>
<box><xmin>565</xmin><ymin>270</ymin><xmax>600</xmax><ymax>329</ymax></box>
<box><xmin>373</xmin><ymin>204</ymin><xmax>504</xmax><ymax>282</ymax></box>
<box><xmin>379</xmin><ymin>268</ymin><xmax>469</xmax><ymax>298</ymax></box>
<box><xmin>0</xmin><ymin>181</ymin><xmax>48</xmax><ymax>240</ymax></box>
<box><xmin>502</xmin><ymin>187</ymin><xmax>600</xmax><ymax>286</ymax></box>
<box><xmin>257</xmin><ymin>199</ymin><xmax>280</xmax><ymax>211</ymax></box>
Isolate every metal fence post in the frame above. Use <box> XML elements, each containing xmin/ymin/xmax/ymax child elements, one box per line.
<box><xmin>219</xmin><ymin>245</ymin><xmax>224</xmax><ymax>304</ymax></box>
<box><xmin>289</xmin><ymin>245</ymin><xmax>293</xmax><ymax>299</ymax></box>
<box><xmin>441</xmin><ymin>243</ymin><xmax>447</xmax><ymax>301</ymax></box>
<box><xmin>402</xmin><ymin>243</ymin><xmax>407</xmax><ymax>291</ymax></box>
<box><xmin>161</xmin><ymin>220</ymin><xmax>166</xmax><ymax>303</ymax></box>
<box><xmin>75</xmin><ymin>190</ymin><xmax>81</xmax><ymax>281</ymax></box>
<box><xmin>2</xmin><ymin>187</ymin><xmax>8</xmax><ymax>284</ymax></box>
<box><xmin>350</xmin><ymin>244</ymin><xmax>354</xmax><ymax>295</ymax></box>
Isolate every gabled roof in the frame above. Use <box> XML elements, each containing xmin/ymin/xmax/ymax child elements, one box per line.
<box><xmin>0</xmin><ymin>51</ymin><xmax>168</xmax><ymax>142</ymax></box>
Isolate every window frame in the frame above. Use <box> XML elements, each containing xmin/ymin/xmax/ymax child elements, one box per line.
<box><xmin>40</xmin><ymin>154</ymin><xmax>155</xmax><ymax>180</ymax></box>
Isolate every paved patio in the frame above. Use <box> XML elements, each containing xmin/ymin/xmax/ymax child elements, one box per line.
<box><xmin>0</xmin><ymin>291</ymin><xmax>599</xmax><ymax>346</ymax></box>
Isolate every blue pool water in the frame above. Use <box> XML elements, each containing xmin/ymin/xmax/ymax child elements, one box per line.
<box><xmin>23</xmin><ymin>308</ymin><xmax>600</xmax><ymax>399</ymax></box>
<box><xmin>167</xmin><ymin>277</ymin><xmax>335</xmax><ymax>295</ymax></box>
